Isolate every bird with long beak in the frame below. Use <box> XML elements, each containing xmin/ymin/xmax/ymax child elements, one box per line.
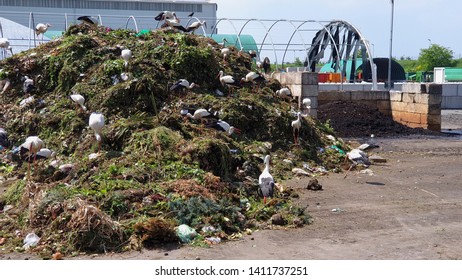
<box><xmin>89</xmin><ymin>112</ymin><xmax>105</xmax><ymax>153</ymax></box>
<box><xmin>206</xmin><ymin>120</ymin><xmax>241</xmax><ymax>135</ymax></box>
<box><xmin>343</xmin><ymin>148</ymin><xmax>371</xmax><ymax>179</ymax></box>
<box><xmin>258</xmin><ymin>155</ymin><xmax>275</xmax><ymax>204</ymax></box>
<box><xmin>241</xmin><ymin>71</ymin><xmax>266</xmax><ymax>93</ymax></box>
<box><xmin>164</xmin><ymin>18</ymin><xmax>188</xmax><ymax>32</ymax></box>
<box><xmin>291</xmin><ymin>112</ymin><xmax>302</xmax><ymax>145</ymax></box>
<box><xmin>185</xmin><ymin>108</ymin><xmax>215</xmax><ymax>124</ymax></box>
<box><xmin>186</xmin><ymin>21</ymin><xmax>206</xmax><ymax>33</ymax></box>
<box><xmin>217</xmin><ymin>70</ymin><xmax>241</xmax><ymax>97</ymax></box>
<box><xmin>0</xmin><ymin>38</ymin><xmax>13</xmax><ymax>59</ymax></box>
<box><xmin>120</xmin><ymin>47</ymin><xmax>132</xmax><ymax>70</ymax></box>
<box><xmin>35</xmin><ymin>23</ymin><xmax>52</xmax><ymax>43</ymax></box>
<box><xmin>19</xmin><ymin>136</ymin><xmax>44</xmax><ymax>179</ymax></box>
<box><xmin>70</xmin><ymin>93</ymin><xmax>87</xmax><ymax>113</ymax></box>
<box><xmin>302</xmin><ymin>98</ymin><xmax>311</xmax><ymax>116</ymax></box>
<box><xmin>170</xmin><ymin>79</ymin><xmax>198</xmax><ymax>93</ymax></box>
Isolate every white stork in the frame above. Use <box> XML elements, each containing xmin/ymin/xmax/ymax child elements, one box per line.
<box><xmin>358</xmin><ymin>134</ymin><xmax>379</xmax><ymax>151</ymax></box>
<box><xmin>291</xmin><ymin>112</ymin><xmax>302</xmax><ymax>145</ymax></box>
<box><xmin>258</xmin><ymin>155</ymin><xmax>275</xmax><ymax>204</ymax></box>
<box><xmin>185</xmin><ymin>108</ymin><xmax>213</xmax><ymax>123</ymax></box>
<box><xmin>217</xmin><ymin>70</ymin><xmax>240</xmax><ymax>97</ymax></box>
<box><xmin>77</xmin><ymin>16</ymin><xmax>98</xmax><ymax>25</ymax></box>
<box><xmin>23</xmin><ymin>148</ymin><xmax>56</xmax><ymax>163</ymax></box>
<box><xmin>186</xmin><ymin>21</ymin><xmax>206</xmax><ymax>33</ymax></box>
<box><xmin>19</xmin><ymin>136</ymin><xmax>44</xmax><ymax>179</ymax></box>
<box><xmin>170</xmin><ymin>79</ymin><xmax>198</xmax><ymax>93</ymax></box>
<box><xmin>344</xmin><ymin>148</ymin><xmax>371</xmax><ymax>179</ymax></box>
<box><xmin>0</xmin><ymin>38</ymin><xmax>13</xmax><ymax>59</ymax></box>
<box><xmin>89</xmin><ymin>112</ymin><xmax>105</xmax><ymax>153</ymax></box>
<box><xmin>302</xmin><ymin>98</ymin><xmax>312</xmax><ymax>115</ymax></box>
<box><xmin>276</xmin><ymin>87</ymin><xmax>292</xmax><ymax>100</ymax></box>
<box><xmin>35</xmin><ymin>23</ymin><xmax>52</xmax><ymax>43</ymax></box>
<box><xmin>206</xmin><ymin>120</ymin><xmax>241</xmax><ymax>135</ymax></box>
<box><xmin>155</xmin><ymin>11</ymin><xmax>177</xmax><ymax>21</ymax></box>
<box><xmin>70</xmin><ymin>93</ymin><xmax>87</xmax><ymax>113</ymax></box>
<box><xmin>120</xmin><ymin>47</ymin><xmax>132</xmax><ymax>69</ymax></box>
<box><xmin>164</xmin><ymin>18</ymin><xmax>188</xmax><ymax>32</ymax></box>
<box><xmin>241</xmin><ymin>71</ymin><xmax>266</xmax><ymax>93</ymax></box>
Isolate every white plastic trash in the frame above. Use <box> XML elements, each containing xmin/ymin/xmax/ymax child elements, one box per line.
<box><xmin>23</xmin><ymin>233</ymin><xmax>40</xmax><ymax>249</ymax></box>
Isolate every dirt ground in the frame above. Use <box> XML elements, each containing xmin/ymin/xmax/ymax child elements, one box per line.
<box><xmin>2</xmin><ymin>111</ymin><xmax>462</xmax><ymax>260</ymax></box>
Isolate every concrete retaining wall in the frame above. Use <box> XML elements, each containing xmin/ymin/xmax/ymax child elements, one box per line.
<box><xmin>272</xmin><ymin>72</ymin><xmax>442</xmax><ymax>131</ymax></box>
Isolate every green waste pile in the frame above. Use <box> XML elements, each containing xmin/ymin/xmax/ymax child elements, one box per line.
<box><xmin>0</xmin><ymin>23</ymin><xmax>348</xmax><ymax>258</ymax></box>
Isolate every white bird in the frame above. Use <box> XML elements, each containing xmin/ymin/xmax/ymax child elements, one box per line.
<box><xmin>302</xmin><ymin>98</ymin><xmax>311</xmax><ymax>115</ymax></box>
<box><xmin>221</xmin><ymin>47</ymin><xmax>230</xmax><ymax>61</ymax></box>
<box><xmin>358</xmin><ymin>134</ymin><xmax>379</xmax><ymax>151</ymax></box>
<box><xmin>23</xmin><ymin>148</ymin><xmax>55</xmax><ymax>162</ymax></box>
<box><xmin>35</xmin><ymin>23</ymin><xmax>52</xmax><ymax>43</ymax></box>
<box><xmin>170</xmin><ymin>79</ymin><xmax>198</xmax><ymax>93</ymax></box>
<box><xmin>155</xmin><ymin>11</ymin><xmax>177</xmax><ymax>21</ymax></box>
<box><xmin>121</xmin><ymin>48</ymin><xmax>132</xmax><ymax>69</ymax></box>
<box><xmin>89</xmin><ymin>112</ymin><xmax>105</xmax><ymax>153</ymax></box>
<box><xmin>185</xmin><ymin>108</ymin><xmax>213</xmax><ymax>123</ymax></box>
<box><xmin>344</xmin><ymin>148</ymin><xmax>371</xmax><ymax>179</ymax></box>
<box><xmin>276</xmin><ymin>87</ymin><xmax>292</xmax><ymax>100</ymax></box>
<box><xmin>291</xmin><ymin>112</ymin><xmax>302</xmax><ymax>145</ymax></box>
<box><xmin>164</xmin><ymin>18</ymin><xmax>188</xmax><ymax>32</ymax></box>
<box><xmin>19</xmin><ymin>136</ymin><xmax>44</xmax><ymax>179</ymax></box>
<box><xmin>258</xmin><ymin>155</ymin><xmax>275</xmax><ymax>204</ymax></box>
<box><xmin>206</xmin><ymin>120</ymin><xmax>241</xmax><ymax>135</ymax></box>
<box><xmin>0</xmin><ymin>38</ymin><xmax>13</xmax><ymax>59</ymax></box>
<box><xmin>241</xmin><ymin>71</ymin><xmax>266</xmax><ymax>92</ymax></box>
<box><xmin>70</xmin><ymin>93</ymin><xmax>87</xmax><ymax>112</ymax></box>
<box><xmin>186</xmin><ymin>21</ymin><xmax>206</xmax><ymax>33</ymax></box>
<box><xmin>217</xmin><ymin>70</ymin><xmax>241</xmax><ymax>97</ymax></box>
<box><xmin>23</xmin><ymin>76</ymin><xmax>34</xmax><ymax>94</ymax></box>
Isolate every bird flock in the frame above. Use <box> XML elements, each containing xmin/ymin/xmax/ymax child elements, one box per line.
<box><xmin>0</xmin><ymin>10</ymin><xmax>342</xmax><ymax>206</ymax></box>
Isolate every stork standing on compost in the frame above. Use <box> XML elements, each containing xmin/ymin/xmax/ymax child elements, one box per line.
<box><xmin>70</xmin><ymin>93</ymin><xmax>87</xmax><ymax>113</ymax></box>
<box><xmin>291</xmin><ymin>112</ymin><xmax>302</xmax><ymax>145</ymax></box>
<box><xmin>35</xmin><ymin>23</ymin><xmax>51</xmax><ymax>44</ymax></box>
<box><xmin>241</xmin><ymin>71</ymin><xmax>266</xmax><ymax>93</ymax></box>
<box><xmin>258</xmin><ymin>155</ymin><xmax>275</xmax><ymax>204</ymax></box>
<box><xmin>217</xmin><ymin>70</ymin><xmax>240</xmax><ymax>97</ymax></box>
<box><xmin>0</xmin><ymin>38</ymin><xmax>13</xmax><ymax>59</ymax></box>
<box><xmin>19</xmin><ymin>136</ymin><xmax>44</xmax><ymax>179</ymax></box>
<box><xmin>89</xmin><ymin>112</ymin><xmax>105</xmax><ymax>153</ymax></box>
<box><xmin>120</xmin><ymin>47</ymin><xmax>132</xmax><ymax>70</ymax></box>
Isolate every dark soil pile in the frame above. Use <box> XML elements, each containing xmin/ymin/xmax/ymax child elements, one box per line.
<box><xmin>317</xmin><ymin>101</ymin><xmax>441</xmax><ymax>138</ymax></box>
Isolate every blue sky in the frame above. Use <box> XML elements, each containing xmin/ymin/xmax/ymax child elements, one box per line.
<box><xmin>211</xmin><ymin>0</ymin><xmax>462</xmax><ymax>62</ymax></box>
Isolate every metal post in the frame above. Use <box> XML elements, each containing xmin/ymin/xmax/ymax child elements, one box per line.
<box><xmin>387</xmin><ymin>0</ymin><xmax>394</xmax><ymax>90</ymax></box>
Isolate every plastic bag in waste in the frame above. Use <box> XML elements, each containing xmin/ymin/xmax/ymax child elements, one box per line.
<box><xmin>23</xmin><ymin>233</ymin><xmax>40</xmax><ymax>249</ymax></box>
<box><xmin>176</xmin><ymin>224</ymin><xmax>197</xmax><ymax>243</ymax></box>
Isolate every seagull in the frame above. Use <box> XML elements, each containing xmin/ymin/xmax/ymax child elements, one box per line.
<box><xmin>35</xmin><ymin>23</ymin><xmax>52</xmax><ymax>43</ymax></box>
<box><xmin>0</xmin><ymin>38</ymin><xmax>13</xmax><ymax>59</ymax></box>
<box><xmin>302</xmin><ymin>98</ymin><xmax>311</xmax><ymax>115</ymax></box>
<box><xmin>120</xmin><ymin>47</ymin><xmax>132</xmax><ymax>69</ymax></box>
<box><xmin>19</xmin><ymin>136</ymin><xmax>44</xmax><ymax>179</ymax></box>
<box><xmin>89</xmin><ymin>112</ymin><xmax>105</xmax><ymax>153</ymax></box>
<box><xmin>77</xmin><ymin>16</ymin><xmax>98</xmax><ymax>25</ymax></box>
<box><xmin>206</xmin><ymin>120</ymin><xmax>241</xmax><ymax>135</ymax></box>
<box><xmin>70</xmin><ymin>93</ymin><xmax>87</xmax><ymax>112</ymax></box>
<box><xmin>291</xmin><ymin>112</ymin><xmax>302</xmax><ymax>145</ymax></box>
<box><xmin>0</xmin><ymin>128</ymin><xmax>10</xmax><ymax>149</ymax></box>
<box><xmin>276</xmin><ymin>87</ymin><xmax>292</xmax><ymax>100</ymax></box>
<box><xmin>241</xmin><ymin>71</ymin><xmax>266</xmax><ymax>92</ymax></box>
<box><xmin>170</xmin><ymin>79</ymin><xmax>198</xmax><ymax>93</ymax></box>
<box><xmin>23</xmin><ymin>76</ymin><xmax>34</xmax><ymax>94</ymax></box>
<box><xmin>344</xmin><ymin>148</ymin><xmax>371</xmax><ymax>179</ymax></box>
<box><xmin>258</xmin><ymin>155</ymin><xmax>275</xmax><ymax>204</ymax></box>
<box><xmin>186</xmin><ymin>21</ymin><xmax>206</xmax><ymax>33</ymax></box>
<box><xmin>217</xmin><ymin>70</ymin><xmax>241</xmax><ymax>97</ymax></box>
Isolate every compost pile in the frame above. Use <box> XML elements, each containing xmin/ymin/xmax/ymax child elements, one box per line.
<box><xmin>317</xmin><ymin>101</ymin><xmax>441</xmax><ymax>138</ymax></box>
<box><xmin>0</xmin><ymin>23</ymin><xmax>347</xmax><ymax>258</ymax></box>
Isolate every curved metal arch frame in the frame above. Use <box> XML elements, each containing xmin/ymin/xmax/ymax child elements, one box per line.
<box><xmin>235</xmin><ymin>19</ymin><xmax>279</xmax><ymax>68</ymax></box>
<box><xmin>125</xmin><ymin>16</ymin><xmax>139</xmax><ymax>32</ymax></box>
<box><xmin>210</xmin><ymin>18</ymin><xmax>243</xmax><ymax>49</ymax></box>
<box><xmin>281</xmin><ymin>20</ymin><xmax>313</xmax><ymax>70</ymax></box>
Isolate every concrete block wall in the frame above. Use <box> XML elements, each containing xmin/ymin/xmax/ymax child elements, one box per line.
<box><xmin>441</xmin><ymin>83</ymin><xmax>462</xmax><ymax>109</ymax></box>
<box><xmin>318</xmin><ymin>83</ymin><xmax>442</xmax><ymax>131</ymax></box>
<box><xmin>272</xmin><ymin>72</ymin><xmax>319</xmax><ymax>117</ymax></box>
<box><xmin>391</xmin><ymin>83</ymin><xmax>442</xmax><ymax>131</ymax></box>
